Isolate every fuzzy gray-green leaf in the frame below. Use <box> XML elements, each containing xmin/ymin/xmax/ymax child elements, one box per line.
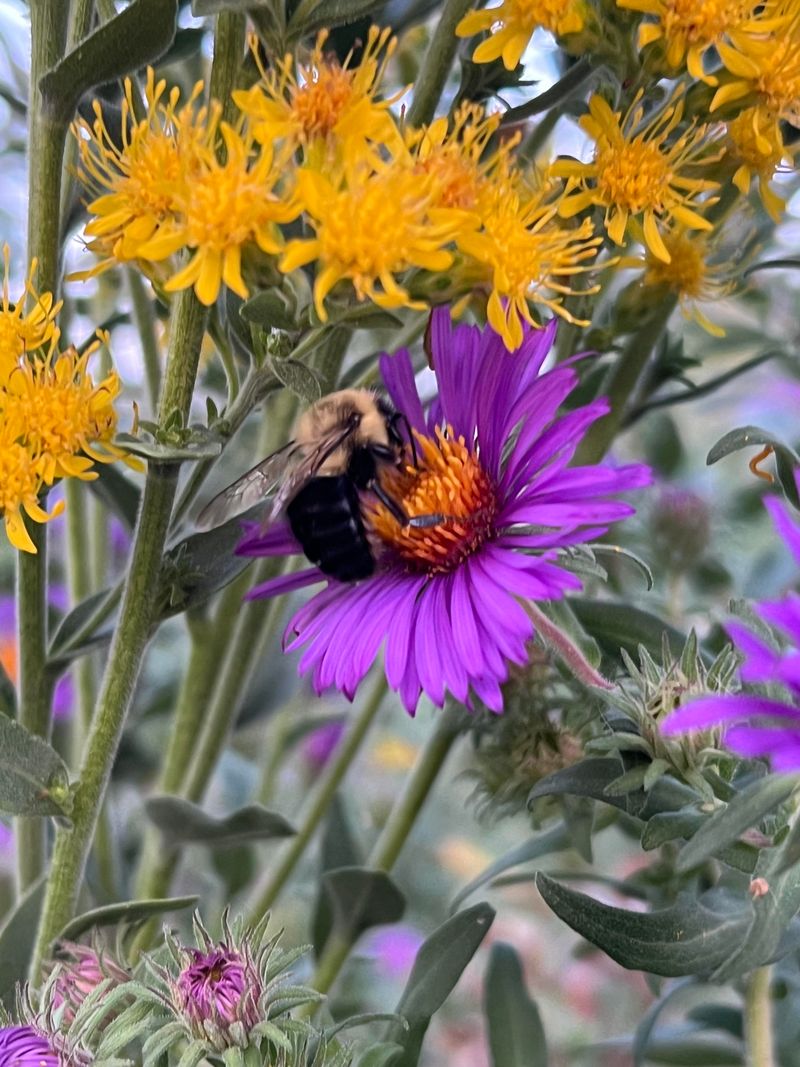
<box><xmin>485</xmin><ymin>943</ymin><xmax>547</xmax><ymax>1067</ymax></box>
<box><xmin>145</xmin><ymin>797</ymin><xmax>296</xmax><ymax>848</ymax></box>
<box><xmin>0</xmin><ymin>717</ymin><xmax>71</xmax><ymax>817</ymax></box>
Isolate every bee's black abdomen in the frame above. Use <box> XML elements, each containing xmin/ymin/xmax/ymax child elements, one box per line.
<box><xmin>287</xmin><ymin>475</ymin><xmax>374</xmax><ymax>582</ymax></box>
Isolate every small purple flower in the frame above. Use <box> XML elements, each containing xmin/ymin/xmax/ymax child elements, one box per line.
<box><xmin>238</xmin><ymin>311</ymin><xmax>651</xmax><ymax>714</ymax></box>
<box><xmin>49</xmin><ymin>943</ymin><xmax>128</xmax><ymax>1025</ymax></box>
<box><xmin>300</xmin><ymin>720</ymin><xmax>345</xmax><ymax>772</ymax></box>
<box><xmin>174</xmin><ymin>945</ymin><xmax>261</xmax><ymax>1044</ymax></box>
<box><xmin>662</xmin><ymin>480</ymin><xmax>800</xmax><ymax>770</ymax></box>
<box><xmin>0</xmin><ymin>1026</ymin><xmax>59</xmax><ymax>1067</ymax></box>
<box><xmin>363</xmin><ymin>925</ymin><xmax>424</xmax><ymax>978</ymax></box>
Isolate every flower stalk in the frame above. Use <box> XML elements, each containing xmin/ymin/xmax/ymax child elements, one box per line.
<box><xmin>745</xmin><ymin>966</ymin><xmax>775</xmax><ymax>1067</ymax></box>
<box><xmin>406</xmin><ymin>0</ymin><xmax>476</xmax><ymax>126</ymax></box>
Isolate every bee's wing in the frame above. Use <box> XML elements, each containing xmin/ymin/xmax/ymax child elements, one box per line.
<box><xmin>197</xmin><ymin>442</ymin><xmax>302</xmax><ymax>529</ymax></box>
<box><xmin>267</xmin><ymin>416</ymin><xmax>361</xmax><ymax>519</ymax></box>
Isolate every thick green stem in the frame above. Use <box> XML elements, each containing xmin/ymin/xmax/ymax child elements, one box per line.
<box><xmin>745</xmin><ymin>966</ymin><xmax>774</xmax><ymax>1067</ymax></box>
<box><xmin>29</xmin><ymin>292</ymin><xmax>207</xmax><ymax>981</ymax></box>
<box><xmin>248</xmin><ymin>673</ymin><xmax>387</xmax><ymax>922</ymax></box>
<box><xmin>406</xmin><ymin>0</ymin><xmax>474</xmax><ymax>127</ymax></box>
<box><xmin>65</xmin><ymin>480</ymin><xmax>96</xmax><ymax>767</ymax></box>
<box><xmin>309</xmin><ymin>710</ymin><xmax>461</xmax><ymax>998</ymax></box>
<box><xmin>575</xmin><ymin>299</ymin><xmax>676</xmax><ymax>464</ymax></box>
<box><xmin>210</xmin><ymin>11</ymin><xmax>246</xmax><ymax>124</ymax></box>
<box><xmin>16</xmin><ymin>0</ymin><xmax>69</xmax><ymax>895</ymax></box>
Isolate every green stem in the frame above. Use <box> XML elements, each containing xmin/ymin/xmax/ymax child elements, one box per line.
<box><xmin>65</xmin><ymin>480</ymin><xmax>96</xmax><ymax>768</ymax></box>
<box><xmin>126</xmin><ymin>267</ymin><xmax>162</xmax><ymax>413</ymax></box>
<box><xmin>574</xmin><ymin>298</ymin><xmax>676</xmax><ymax>464</ymax></box>
<box><xmin>406</xmin><ymin>0</ymin><xmax>474</xmax><ymax>127</ymax></box>
<box><xmin>745</xmin><ymin>966</ymin><xmax>774</xmax><ymax>1067</ymax></box>
<box><xmin>248</xmin><ymin>673</ymin><xmax>387</xmax><ymax>923</ymax></box>
<box><xmin>17</xmin><ymin>0</ymin><xmax>69</xmax><ymax>896</ymax></box>
<box><xmin>29</xmin><ymin>292</ymin><xmax>207</xmax><ymax>982</ymax></box>
<box><xmin>309</xmin><ymin>710</ymin><xmax>461</xmax><ymax>999</ymax></box>
<box><xmin>210</xmin><ymin>11</ymin><xmax>246</xmax><ymax>124</ymax></box>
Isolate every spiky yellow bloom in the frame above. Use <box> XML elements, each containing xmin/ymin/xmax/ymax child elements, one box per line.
<box><xmin>457</xmin><ymin>171</ymin><xmax>603</xmax><ymax>350</ymax></box>
<box><xmin>134</xmin><ymin>127</ymin><xmax>299</xmax><ymax>306</ymax></box>
<box><xmin>553</xmin><ymin>92</ymin><xmax>722</xmax><ymax>262</ymax></box>
<box><xmin>73</xmin><ymin>69</ymin><xmax>217</xmax><ymax>277</ymax></box>
<box><xmin>233</xmin><ymin>27</ymin><xmax>403</xmax><ymax>164</ymax></box>
<box><xmin>0</xmin><ymin>246</ymin><xmax>61</xmax><ymax>383</ymax></box>
<box><xmin>279</xmin><ymin>162</ymin><xmax>468</xmax><ymax>320</ymax></box>
<box><xmin>406</xmin><ymin>103</ymin><xmax>513</xmax><ymax>212</ymax></box>
<box><xmin>616</xmin><ymin>0</ymin><xmax>771</xmax><ymax>84</ymax></box>
<box><xmin>621</xmin><ymin>225</ymin><xmax>737</xmax><ymax>335</ymax></box>
<box><xmin>712</xmin><ymin>2</ymin><xmax>800</xmax><ymax>122</ymax></box>
<box><xmin>457</xmin><ymin>0</ymin><xmax>587</xmax><ymax>70</ymax></box>
<box><xmin>0</xmin><ymin>421</ymin><xmax>62</xmax><ymax>554</ymax></box>
<box><xmin>4</xmin><ymin>338</ymin><xmax>134</xmax><ymax>487</ymax></box>
<box><xmin>726</xmin><ymin>107</ymin><xmax>794</xmax><ymax>220</ymax></box>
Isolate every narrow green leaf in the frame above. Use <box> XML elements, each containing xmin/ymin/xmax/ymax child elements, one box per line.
<box><xmin>290</xmin><ymin>0</ymin><xmax>385</xmax><ymax>36</ymax></box>
<box><xmin>676</xmin><ymin>775</ymin><xmax>798</xmax><ymax>873</ymax></box>
<box><xmin>192</xmin><ymin>0</ymin><xmax>256</xmax><ymax>12</ymax></box>
<box><xmin>313</xmin><ymin>795</ymin><xmax>362</xmax><ymax>956</ymax></box>
<box><xmin>114</xmin><ymin>432</ymin><xmax>222</xmax><ymax>462</ymax></box>
<box><xmin>387</xmin><ymin>902</ymin><xmax>495</xmax><ymax>1067</ymax></box>
<box><xmin>485</xmin><ymin>943</ymin><xmax>547</xmax><ymax>1067</ymax></box>
<box><xmin>145</xmin><ymin>797</ymin><xmax>296</xmax><ymax>848</ymax></box>
<box><xmin>240</xmin><ymin>291</ymin><xmax>299</xmax><ymax>332</ymax></box>
<box><xmin>88</xmin><ymin>462</ymin><xmax>141</xmax><ymax>530</ymax></box>
<box><xmin>0</xmin><ymin>717</ymin><xmax>71</xmax><ymax>817</ymax></box>
<box><xmin>569</xmin><ymin>598</ymin><xmax>695</xmax><ymax>663</ymax></box>
<box><xmin>58</xmin><ymin>895</ymin><xmax>198</xmax><ymax>943</ymax></box>
<box><xmin>632</xmin><ymin>980</ymin><xmax>694</xmax><ymax>1067</ymax></box>
<box><xmin>48</xmin><ymin>588</ymin><xmax>117</xmax><ymax>666</ymax></box>
<box><xmin>322</xmin><ymin>867</ymin><xmax>406</xmax><ymax>942</ymax></box>
<box><xmin>641</xmin><ymin>808</ymin><xmax>705</xmax><ymax>851</ymax></box>
<box><xmin>40</xmin><ymin>0</ymin><xmax>179</xmax><ymax>125</ymax></box>
<box><xmin>353</xmin><ymin>1045</ymin><xmax>404</xmax><ymax>1067</ymax></box>
<box><xmin>537</xmin><ymin>874</ymin><xmax>750</xmax><ymax>978</ymax></box>
<box><xmin>268</xmin><ymin>357</ymin><xmax>322</xmax><ymax>402</ymax></box>
<box><xmin>0</xmin><ymin>876</ymin><xmax>45</xmax><ymax>1006</ymax></box>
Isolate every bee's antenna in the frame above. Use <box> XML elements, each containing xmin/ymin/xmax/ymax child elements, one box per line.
<box><xmin>390</xmin><ymin>412</ymin><xmax>418</xmax><ymax>467</ymax></box>
<box><xmin>370</xmin><ymin>482</ymin><xmax>409</xmax><ymax>526</ymax></box>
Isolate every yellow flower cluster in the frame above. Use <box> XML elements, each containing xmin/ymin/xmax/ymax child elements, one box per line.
<box><xmin>73</xmin><ymin>35</ymin><xmax>607</xmax><ymax>351</ymax></box>
<box><xmin>0</xmin><ymin>253</ymin><xmax>133</xmax><ymax>553</ymax></box>
<box><xmin>456</xmin><ymin>0</ymin><xmax>588</xmax><ymax>70</ymax></box>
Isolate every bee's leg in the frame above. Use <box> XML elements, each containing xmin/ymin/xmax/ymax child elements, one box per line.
<box><xmin>388</xmin><ymin>412</ymin><xmax>419</xmax><ymax>467</ymax></box>
<box><xmin>407</xmin><ymin>513</ymin><xmax>449</xmax><ymax>528</ymax></box>
<box><xmin>369</xmin><ymin>482</ymin><xmax>409</xmax><ymax>525</ymax></box>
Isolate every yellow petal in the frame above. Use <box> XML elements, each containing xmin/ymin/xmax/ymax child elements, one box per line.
<box><xmin>6</xmin><ymin>510</ymin><xmax>35</xmax><ymax>553</ymax></box>
<box><xmin>195</xmin><ymin>249</ymin><xmax>223</xmax><ymax>306</ymax></box>
<box><xmin>642</xmin><ymin>212</ymin><xmax>670</xmax><ymax>262</ymax></box>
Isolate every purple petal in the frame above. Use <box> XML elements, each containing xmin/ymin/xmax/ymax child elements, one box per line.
<box><xmin>237</xmin><ymin>521</ymin><xmax>299</xmax><ymax>557</ymax></box>
<box><xmin>764</xmin><ymin>493</ymin><xmax>800</xmax><ymax>566</ymax></box>
<box><xmin>662</xmin><ymin>694</ymin><xmax>800</xmax><ymax>734</ymax></box>
<box><xmin>246</xmin><ymin>567</ymin><xmax>323</xmax><ymax>600</ymax></box>
<box><xmin>723</xmin><ymin>724</ymin><xmax>800</xmax><ymax>763</ymax></box>
<box><xmin>379</xmin><ymin>348</ymin><xmax>427</xmax><ymax>435</ymax></box>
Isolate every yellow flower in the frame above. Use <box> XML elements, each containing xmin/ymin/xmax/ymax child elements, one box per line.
<box><xmin>726</xmin><ymin>107</ymin><xmax>794</xmax><ymax>220</ymax></box>
<box><xmin>620</xmin><ymin>224</ymin><xmax>738</xmax><ymax>335</ymax></box>
<box><xmin>0</xmin><ymin>245</ymin><xmax>61</xmax><ymax>383</ymax></box>
<box><xmin>406</xmin><ymin>103</ymin><xmax>512</xmax><ymax>212</ymax></box>
<box><xmin>616</xmin><ymin>0</ymin><xmax>769</xmax><ymax>84</ymax></box>
<box><xmin>135</xmin><ymin>126</ymin><xmax>300</xmax><ymax>306</ymax></box>
<box><xmin>279</xmin><ymin>162</ymin><xmax>466</xmax><ymax>321</ymax></box>
<box><xmin>456</xmin><ymin>170</ymin><xmax>602</xmax><ymax>350</ymax></box>
<box><xmin>712</xmin><ymin>2</ymin><xmax>800</xmax><ymax>122</ymax></box>
<box><xmin>73</xmin><ymin>69</ymin><xmax>216</xmax><ymax>277</ymax></box>
<box><xmin>457</xmin><ymin>0</ymin><xmax>587</xmax><ymax>69</ymax></box>
<box><xmin>554</xmin><ymin>92</ymin><xmax>722</xmax><ymax>262</ymax></box>
<box><xmin>0</xmin><ymin>421</ymin><xmax>62</xmax><ymax>554</ymax></box>
<box><xmin>233</xmin><ymin>28</ymin><xmax>403</xmax><ymax>164</ymax></box>
<box><xmin>4</xmin><ymin>338</ymin><xmax>135</xmax><ymax>487</ymax></box>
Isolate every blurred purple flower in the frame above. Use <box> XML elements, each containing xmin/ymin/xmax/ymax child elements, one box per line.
<box><xmin>363</xmin><ymin>925</ymin><xmax>424</xmax><ymax>978</ymax></box>
<box><xmin>662</xmin><ymin>480</ymin><xmax>800</xmax><ymax>770</ymax></box>
<box><xmin>300</xmin><ymin>720</ymin><xmax>345</xmax><ymax>772</ymax></box>
<box><xmin>0</xmin><ymin>596</ymin><xmax>72</xmax><ymax>719</ymax></box>
<box><xmin>0</xmin><ymin>1027</ymin><xmax>59</xmax><ymax>1067</ymax></box>
<box><xmin>238</xmin><ymin>312</ymin><xmax>651</xmax><ymax>714</ymax></box>
<box><xmin>49</xmin><ymin>943</ymin><xmax>128</xmax><ymax>1025</ymax></box>
<box><xmin>174</xmin><ymin>946</ymin><xmax>261</xmax><ymax>1041</ymax></box>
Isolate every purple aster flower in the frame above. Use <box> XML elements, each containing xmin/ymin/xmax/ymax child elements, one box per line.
<box><xmin>48</xmin><ymin>943</ymin><xmax>129</xmax><ymax>1026</ymax></box>
<box><xmin>174</xmin><ymin>945</ymin><xmax>261</xmax><ymax>1045</ymax></box>
<box><xmin>662</xmin><ymin>479</ymin><xmax>800</xmax><ymax>770</ymax></box>
<box><xmin>238</xmin><ymin>311</ymin><xmax>651</xmax><ymax>714</ymax></box>
<box><xmin>362</xmin><ymin>924</ymin><xmax>424</xmax><ymax>978</ymax></box>
<box><xmin>300</xmin><ymin>720</ymin><xmax>346</xmax><ymax>772</ymax></box>
<box><xmin>0</xmin><ymin>1026</ymin><xmax>59</xmax><ymax>1067</ymax></box>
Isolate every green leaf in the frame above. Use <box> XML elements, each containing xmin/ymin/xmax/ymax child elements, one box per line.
<box><xmin>569</xmin><ymin>598</ymin><xmax>695</xmax><ymax>663</ymax></box>
<box><xmin>192</xmin><ymin>0</ymin><xmax>256</xmax><ymax>12</ymax></box>
<box><xmin>353</xmin><ymin>1044</ymin><xmax>404</xmax><ymax>1067</ymax></box>
<box><xmin>675</xmin><ymin>774</ymin><xmax>798</xmax><ymax>874</ymax></box>
<box><xmin>240</xmin><ymin>291</ymin><xmax>299</xmax><ymax>333</ymax></box>
<box><xmin>88</xmin><ymin>462</ymin><xmax>141</xmax><ymax>530</ymax></box>
<box><xmin>144</xmin><ymin>797</ymin><xmax>296</xmax><ymax>848</ymax></box>
<box><xmin>707</xmin><ymin>425</ymin><xmax>800</xmax><ymax>510</ymax></box>
<box><xmin>268</xmin><ymin>357</ymin><xmax>322</xmax><ymax>403</ymax></box>
<box><xmin>48</xmin><ymin>588</ymin><xmax>118</xmax><ymax>666</ymax></box>
<box><xmin>0</xmin><ymin>717</ymin><xmax>71</xmax><ymax>818</ymax></box>
<box><xmin>528</xmin><ymin>758</ymin><xmax>631</xmax><ymax>813</ymax></box>
<box><xmin>387</xmin><ymin>903</ymin><xmax>495</xmax><ymax>1067</ymax></box>
<box><xmin>450</xmin><ymin>823</ymin><xmax>572</xmax><ymax>913</ymax></box>
<box><xmin>289</xmin><ymin>0</ymin><xmax>385</xmax><ymax>36</ymax></box>
<box><xmin>632</xmin><ymin>980</ymin><xmax>694</xmax><ymax>1067</ymax></box>
<box><xmin>321</xmin><ymin>867</ymin><xmax>406</xmax><ymax>943</ymax></box>
<box><xmin>313</xmin><ymin>795</ymin><xmax>362</xmax><ymax>955</ymax></box>
<box><xmin>641</xmin><ymin>808</ymin><xmax>705</xmax><ymax>851</ymax></box>
<box><xmin>0</xmin><ymin>876</ymin><xmax>45</xmax><ymax>1006</ymax></box>
<box><xmin>537</xmin><ymin>874</ymin><xmax>751</xmax><ymax>978</ymax></box>
<box><xmin>485</xmin><ymin>943</ymin><xmax>547</xmax><ymax>1067</ymax></box>
<box><xmin>40</xmin><ymin>0</ymin><xmax>179</xmax><ymax>125</ymax></box>
<box><xmin>59</xmin><ymin>895</ymin><xmax>198</xmax><ymax>943</ymax></box>
<box><xmin>114</xmin><ymin>432</ymin><xmax>222</xmax><ymax>463</ymax></box>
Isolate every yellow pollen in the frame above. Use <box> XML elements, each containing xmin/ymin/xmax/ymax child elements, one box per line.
<box><xmin>366</xmin><ymin>427</ymin><xmax>497</xmax><ymax>574</ymax></box>
<box><xmin>290</xmin><ymin>66</ymin><xmax>356</xmax><ymax>138</ymax></box>
<box><xmin>644</xmin><ymin>232</ymin><xmax>705</xmax><ymax>295</ymax></box>
<box><xmin>0</xmin><ymin>443</ymin><xmax>41</xmax><ymax>513</ymax></box>
<box><xmin>596</xmin><ymin>140</ymin><xmax>671</xmax><ymax>213</ymax></box>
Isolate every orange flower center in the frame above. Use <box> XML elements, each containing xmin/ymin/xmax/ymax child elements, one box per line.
<box><xmin>596</xmin><ymin>140</ymin><xmax>671</xmax><ymax>212</ymax></box>
<box><xmin>366</xmin><ymin>427</ymin><xmax>497</xmax><ymax>574</ymax></box>
<box><xmin>290</xmin><ymin>65</ymin><xmax>355</xmax><ymax>138</ymax></box>
<box><xmin>662</xmin><ymin>0</ymin><xmax>746</xmax><ymax>45</ymax></box>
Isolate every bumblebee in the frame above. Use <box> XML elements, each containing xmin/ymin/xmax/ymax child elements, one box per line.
<box><xmin>199</xmin><ymin>389</ymin><xmax>434</xmax><ymax>581</ymax></box>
